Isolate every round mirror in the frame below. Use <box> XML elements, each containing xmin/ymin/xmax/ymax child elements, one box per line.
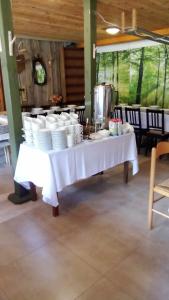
<box><xmin>32</xmin><ymin>56</ymin><xmax>47</xmax><ymax>86</ymax></box>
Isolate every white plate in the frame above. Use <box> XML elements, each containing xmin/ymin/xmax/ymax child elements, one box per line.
<box><xmin>149</xmin><ymin>105</ymin><xmax>160</xmax><ymax>109</ymax></box>
<box><xmin>119</xmin><ymin>103</ymin><xmax>128</xmax><ymax>107</ymax></box>
<box><xmin>132</xmin><ymin>104</ymin><xmax>141</xmax><ymax>108</ymax></box>
<box><xmin>67</xmin><ymin>105</ymin><xmax>77</xmax><ymax>108</ymax></box>
<box><xmin>89</xmin><ymin>133</ymin><xmax>103</xmax><ymax>140</ymax></box>
<box><xmin>98</xmin><ymin>129</ymin><xmax>110</xmax><ymax>137</ymax></box>
<box><xmin>76</xmin><ymin>105</ymin><xmax>85</xmax><ymax>109</ymax></box>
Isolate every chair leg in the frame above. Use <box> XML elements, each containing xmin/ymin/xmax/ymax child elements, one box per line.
<box><xmin>4</xmin><ymin>146</ymin><xmax>11</xmax><ymax>165</ymax></box>
<box><xmin>4</xmin><ymin>146</ymin><xmax>10</xmax><ymax>164</ymax></box>
<box><xmin>148</xmin><ymin>189</ymin><xmax>154</xmax><ymax>230</ymax></box>
<box><xmin>145</xmin><ymin>136</ymin><xmax>150</xmax><ymax>156</ymax></box>
<box><xmin>145</xmin><ymin>136</ymin><xmax>154</xmax><ymax>156</ymax></box>
<box><xmin>138</xmin><ymin>133</ymin><xmax>142</xmax><ymax>154</ymax></box>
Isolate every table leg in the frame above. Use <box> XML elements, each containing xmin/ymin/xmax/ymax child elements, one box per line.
<box><xmin>29</xmin><ymin>182</ymin><xmax>38</xmax><ymax>201</ymax></box>
<box><xmin>52</xmin><ymin>206</ymin><xmax>59</xmax><ymax>217</ymax></box>
<box><xmin>123</xmin><ymin>161</ymin><xmax>129</xmax><ymax>184</ymax></box>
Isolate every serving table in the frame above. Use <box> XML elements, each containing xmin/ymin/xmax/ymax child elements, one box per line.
<box><xmin>14</xmin><ymin>132</ymin><xmax>139</xmax><ymax>216</ymax></box>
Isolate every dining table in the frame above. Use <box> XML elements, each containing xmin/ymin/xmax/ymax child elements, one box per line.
<box><xmin>14</xmin><ymin>132</ymin><xmax>139</xmax><ymax>216</ymax></box>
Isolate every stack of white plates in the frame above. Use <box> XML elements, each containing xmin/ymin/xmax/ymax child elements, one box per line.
<box><xmin>34</xmin><ymin>129</ymin><xmax>52</xmax><ymax>151</ymax></box>
<box><xmin>51</xmin><ymin>128</ymin><xmax>67</xmax><ymax>151</ymax></box>
<box><xmin>22</xmin><ymin>129</ymin><xmax>34</xmax><ymax>145</ymax></box>
<box><xmin>23</xmin><ymin>117</ymin><xmax>32</xmax><ymax>130</ymax></box>
<box><xmin>74</xmin><ymin>124</ymin><xmax>83</xmax><ymax>144</ymax></box>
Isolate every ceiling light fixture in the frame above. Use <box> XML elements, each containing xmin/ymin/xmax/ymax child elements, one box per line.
<box><xmin>94</xmin><ymin>11</ymin><xmax>121</xmax><ymax>35</ymax></box>
<box><xmin>106</xmin><ymin>26</ymin><xmax>120</xmax><ymax>35</ymax></box>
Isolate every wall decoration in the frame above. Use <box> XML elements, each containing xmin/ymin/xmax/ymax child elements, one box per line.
<box><xmin>32</xmin><ymin>56</ymin><xmax>47</xmax><ymax>86</ymax></box>
<box><xmin>96</xmin><ymin>44</ymin><xmax>169</xmax><ymax>108</ymax></box>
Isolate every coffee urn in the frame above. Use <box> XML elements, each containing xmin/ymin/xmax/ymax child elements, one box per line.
<box><xmin>93</xmin><ymin>83</ymin><xmax>114</xmax><ymax>129</ymax></box>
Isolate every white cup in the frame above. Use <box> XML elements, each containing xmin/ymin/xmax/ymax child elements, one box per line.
<box><xmin>32</xmin><ymin>119</ymin><xmax>45</xmax><ymax>131</ymax></box>
<box><xmin>47</xmin><ymin>122</ymin><xmax>58</xmax><ymax>130</ymax></box>
<box><xmin>71</xmin><ymin>119</ymin><xmax>78</xmax><ymax>125</ymax></box>
<box><xmin>67</xmin><ymin>134</ymin><xmax>74</xmax><ymax>148</ymax></box>
<box><xmin>65</xmin><ymin>120</ymin><xmax>71</xmax><ymax>126</ymax></box>
<box><xmin>58</xmin><ymin>120</ymin><xmax>65</xmax><ymax>127</ymax></box>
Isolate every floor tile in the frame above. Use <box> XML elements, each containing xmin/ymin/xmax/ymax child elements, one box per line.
<box><xmin>1</xmin><ymin>240</ymin><xmax>100</xmax><ymax>300</ymax></box>
<box><xmin>76</xmin><ymin>278</ymin><xmax>134</xmax><ymax>300</ymax></box>
<box><xmin>105</xmin><ymin>239</ymin><xmax>169</xmax><ymax>300</ymax></box>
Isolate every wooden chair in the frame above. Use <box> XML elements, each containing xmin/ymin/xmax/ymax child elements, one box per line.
<box><xmin>125</xmin><ymin>107</ymin><xmax>146</xmax><ymax>153</ymax></box>
<box><xmin>145</xmin><ymin>109</ymin><xmax>169</xmax><ymax>154</ymax></box>
<box><xmin>111</xmin><ymin>106</ymin><xmax>123</xmax><ymax>123</ymax></box>
<box><xmin>148</xmin><ymin>142</ymin><xmax>169</xmax><ymax>229</ymax></box>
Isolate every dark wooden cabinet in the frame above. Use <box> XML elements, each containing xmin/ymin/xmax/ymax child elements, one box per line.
<box><xmin>60</xmin><ymin>47</ymin><xmax>84</xmax><ymax>105</ymax></box>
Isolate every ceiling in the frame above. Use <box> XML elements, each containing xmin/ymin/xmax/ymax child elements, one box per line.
<box><xmin>11</xmin><ymin>0</ymin><xmax>169</xmax><ymax>43</ymax></box>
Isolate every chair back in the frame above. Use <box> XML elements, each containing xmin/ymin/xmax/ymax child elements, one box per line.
<box><xmin>150</xmin><ymin>142</ymin><xmax>169</xmax><ymax>190</ymax></box>
<box><xmin>156</xmin><ymin>141</ymin><xmax>169</xmax><ymax>158</ymax></box>
<box><xmin>75</xmin><ymin>107</ymin><xmax>85</xmax><ymax>124</ymax></box>
<box><xmin>148</xmin><ymin>141</ymin><xmax>169</xmax><ymax>229</ymax></box>
<box><xmin>111</xmin><ymin>106</ymin><xmax>123</xmax><ymax>123</ymax></box>
<box><xmin>146</xmin><ymin>109</ymin><xmax>164</xmax><ymax>133</ymax></box>
<box><xmin>125</xmin><ymin>107</ymin><xmax>141</xmax><ymax>128</ymax></box>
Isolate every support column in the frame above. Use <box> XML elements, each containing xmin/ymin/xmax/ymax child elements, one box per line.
<box><xmin>0</xmin><ymin>0</ymin><xmax>22</xmax><ymax>169</ymax></box>
<box><xmin>83</xmin><ymin>0</ymin><xmax>96</xmax><ymax>121</ymax></box>
<box><xmin>0</xmin><ymin>0</ymin><xmax>32</xmax><ymax>203</ymax></box>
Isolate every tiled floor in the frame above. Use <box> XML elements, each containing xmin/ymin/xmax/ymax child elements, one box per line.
<box><xmin>0</xmin><ymin>156</ymin><xmax>169</xmax><ymax>299</ymax></box>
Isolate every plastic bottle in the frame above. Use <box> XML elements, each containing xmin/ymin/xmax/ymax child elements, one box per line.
<box><xmin>117</xmin><ymin>118</ymin><xmax>123</xmax><ymax>135</ymax></box>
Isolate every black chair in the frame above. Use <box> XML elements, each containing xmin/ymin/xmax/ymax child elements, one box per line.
<box><xmin>111</xmin><ymin>106</ymin><xmax>123</xmax><ymax>123</ymax></box>
<box><xmin>125</xmin><ymin>107</ymin><xmax>146</xmax><ymax>153</ymax></box>
<box><xmin>145</xmin><ymin>109</ymin><xmax>169</xmax><ymax>154</ymax></box>
<box><xmin>75</xmin><ymin>107</ymin><xmax>85</xmax><ymax>124</ymax></box>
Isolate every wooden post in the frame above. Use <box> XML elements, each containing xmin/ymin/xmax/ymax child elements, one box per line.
<box><xmin>0</xmin><ymin>0</ymin><xmax>32</xmax><ymax>204</ymax></box>
<box><xmin>83</xmin><ymin>0</ymin><xmax>96</xmax><ymax>121</ymax></box>
<box><xmin>0</xmin><ymin>0</ymin><xmax>22</xmax><ymax>169</ymax></box>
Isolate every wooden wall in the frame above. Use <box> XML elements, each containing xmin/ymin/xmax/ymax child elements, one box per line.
<box><xmin>15</xmin><ymin>38</ymin><xmax>64</xmax><ymax>107</ymax></box>
<box><xmin>60</xmin><ymin>48</ymin><xmax>84</xmax><ymax>104</ymax></box>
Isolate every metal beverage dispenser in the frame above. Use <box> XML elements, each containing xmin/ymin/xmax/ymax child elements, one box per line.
<box><xmin>93</xmin><ymin>83</ymin><xmax>114</xmax><ymax>129</ymax></box>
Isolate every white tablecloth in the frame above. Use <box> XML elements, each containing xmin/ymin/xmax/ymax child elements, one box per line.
<box><xmin>14</xmin><ymin>133</ymin><xmax>139</xmax><ymax>207</ymax></box>
<box><xmin>0</xmin><ymin>133</ymin><xmax>9</xmax><ymax>142</ymax></box>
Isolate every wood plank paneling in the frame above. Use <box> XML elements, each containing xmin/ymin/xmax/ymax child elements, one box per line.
<box><xmin>16</xmin><ymin>38</ymin><xmax>64</xmax><ymax>107</ymax></box>
<box><xmin>60</xmin><ymin>48</ymin><xmax>84</xmax><ymax>104</ymax></box>
<box><xmin>11</xmin><ymin>0</ymin><xmax>169</xmax><ymax>42</ymax></box>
